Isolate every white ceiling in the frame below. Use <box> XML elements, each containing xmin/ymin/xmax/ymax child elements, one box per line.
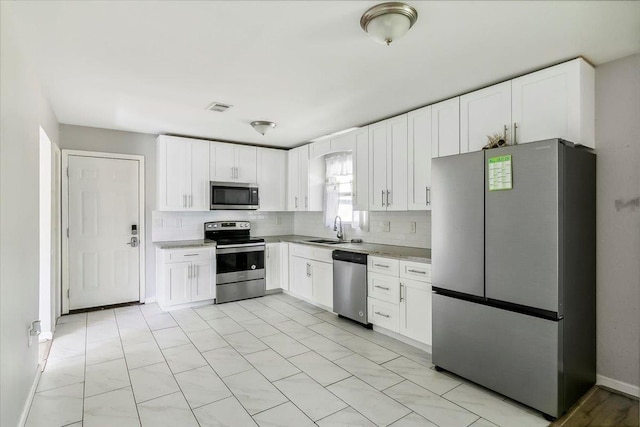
<box><xmin>5</xmin><ymin>1</ymin><xmax>640</xmax><ymax>148</ymax></box>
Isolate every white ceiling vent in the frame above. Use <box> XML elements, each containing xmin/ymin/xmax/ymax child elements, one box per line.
<box><xmin>205</xmin><ymin>102</ymin><xmax>232</xmax><ymax>112</ymax></box>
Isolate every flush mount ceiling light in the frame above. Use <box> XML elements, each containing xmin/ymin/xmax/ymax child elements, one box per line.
<box><xmin>250</xmin><ymin>121</ymin><xmax>277</xmax><ymax>135</ymax></box>
<box><xmin>360</xmin><ymin>2</ymin><xmax>418</xmax><ymax>46</ymax></box>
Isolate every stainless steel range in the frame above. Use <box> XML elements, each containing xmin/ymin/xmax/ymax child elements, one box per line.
<box><xmin>204</xmin><ymin>221</ymin><xmax>265</xmax><ymax>304</ymax></box>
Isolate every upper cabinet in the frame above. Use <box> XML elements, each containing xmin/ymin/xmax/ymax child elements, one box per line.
<box><xmin>287</xmin><ymin>145</ymin><xmax>309</xmax><ymax>211</ymax></box>
<box><xmin>369</xmin><ymin>114</ymin><xmax>408</xmax><ymax>211</ymax></box>
<box><xmin>460</xmin><ymin>81</ymin><xmax>512</xmax><ymax>153</ymax></box>
<box><xmin>511</xmin><ymin>58</ymin><xmax>594</xmax><ymax>148</ymax></box>
<box><xmin>431</xmin><ymin>97</ymin><xmax>460</xmax><ymax>158</ymax></box>
<box><xmin>157</xmin><ymin>135</ymin><xmax>210</xmax><ymax>211</ymax></box>
<box><xmin>407</xmin><ymin>106</ymin><xmax>432</xmax><ymax>210</ymax></box>
<box><xmin>210</xmin><ymin>141</ymin><xmax>257</xmax><ymax>183</ymax></box>
<box><xmin>257</xmin><ymin>147</ymin><xmax>286</xmax><ymax>211</ymax></box>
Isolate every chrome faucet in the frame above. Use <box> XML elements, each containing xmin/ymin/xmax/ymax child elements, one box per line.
<box><xmin>333</xmin><ymin>216</ymin><xmax>344</xmax><ymax>241</ymax></box>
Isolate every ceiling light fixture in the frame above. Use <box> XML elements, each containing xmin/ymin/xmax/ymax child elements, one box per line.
<box><xmin>251</xmin><ymin>121</ymin><xmax>276</xmax><ymax>136</ymax></box>
<box><xmin>360</xmin><ymin>2</ymin><xmax>418</xmax><ymax>46</ymax></box>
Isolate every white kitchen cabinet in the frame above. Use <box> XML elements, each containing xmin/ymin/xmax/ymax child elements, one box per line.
<box><xmin>157</xmin><ymin>135</ymin><xmax>210</xmax><ymax>211</ymax></box>
<box><xmin>210</xmin><ymin>141</ymin><xmax>257</xmax><ymax>183</ymax></box>
<box><xmin>290</xmin><ymin>256</ymin><xmax>313</xmax><ymax>300</ymax></box>
<box><xmin>156</xmin><ymin>247</ymin><xmax>216</xmax><ymax>310</ymax></box>
<box><xmin>460</xmin><ymin>81</ymin><xmax>512</xmax><ymax>153</ymax></box>
<box><xmin>287</xmin><ymin>145</ymin><xmax>309</xmax><ymax>211</ymax></box>
<box><xmin>311</xmin><ymin>260</ymin><xmax>333</xmax><ymax>309</ymax></box>
<box><xmin>431</xmin><ymin>97</ymin><xmax>460</xmax><ymax>158</ymax></box>
<box><xmin>407</xmin><ymin>106</ymin><xmax>433</xmax><ymax>210</ymax></box>
<box><xmin>257</xmin><ymin>148</ymin><xmax>287</xmax><ymax>211</ymax></box>
<box><xmin>399</xmin><ymin>278</ymin><xmax>432</xmax><ymax>344</ymax></box>
<box><xmin>512</xmin><ymin>58</ymin><xmax>594</xmax><ymax>148</ymax></box>
<box><xmin>288</xmin><ymin>244</ymin><xmax>333</xmax><ymax>309</ymax></box>
<box><xmin>369</xmin><ymin>114</ymin><xmax>408</xmax><ymax>211</ymax></box>
<box><xmin>353</xmin><ymin>128</ymin><xmax>369</xmax><ymax>211</ymax></box>
<box><xmin>266</xmin><ymin>243</ymin><xmax>282</xmax><ymax>291</ymax></box>
<box><xmin>368</xmin><ymin>297</ymin><xmax>400</xmax><ymax>333</ymax></box>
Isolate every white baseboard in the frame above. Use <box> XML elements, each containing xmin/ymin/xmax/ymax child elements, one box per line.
<box><xmin>19</xmin><ymin>367</ymin><xmax>42</xmax><ymax>426</ymax></box>
<box><xmin>143</xmin><ymin>296</ymin><xmax>157</xmax><ymax>304</ymax></box>
<box><xmin>597</xmin><ymin>374</ymin><xmax>640</xmax><ymax>398</ymax></box>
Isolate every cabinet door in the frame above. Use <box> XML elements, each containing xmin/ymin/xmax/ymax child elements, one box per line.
<box><xmin>265</xmin><ymin>243</ymin><xmax>281</xmax><ymax>291</ymax></box>
<box><xmin>210</xmin><ymin>142</ymin><xmax>236</xmax><ymax>181</ymax></box>
<box><xmin>289</xmin><ymin>256</ymin><xmax>312</xmax><ymax>300</ymax></box>
<box><xmin>432</xmin><ymin>97</ymin><xmax>460</xmax><ymax>158</ymax></box>
<box><xmin>158</xmin><ymin>136</ymin><xmax>189</xmax><ymax>210</ymax></box>
<box><xmin>280</xmin><ymin>243</ymin><xmax>289</xmax><ymax>291</ymax></box>
<box><xmin>368</xmin><ymin>121</ymin><xmax>388</xmax><ymax>211</ymax></box>
<box><xmin>298</xmin><ymin>145</ymin><xmax>310</xmax><ymax>211</ymax></box>
<box><xmin>257</xmin><ymin>148</ymin><xmax>286</xmax><ymax>211</ymax></box>
<box><xmin>287</xmin><ymin>148</ymin><xmax>299</xmax><ymax>211</ymax></box>
<box><xmin>164</xmin><ymin>262</ymin><xmax>191</xmax><ymax>305</ymax></box>
<box><xmin>353</xmin><ymin>128</ymin><xmax>369</xmax><ymax>211</ymax></box>
<box><xmin>460</xmin><ymin>81</ymin><xmax>512</xmax><ymax>153</ymax></box>
<box><xmin>407</xmin><ymin>107</ymin><xmax>432</xmax><ymax>210</ymax></box>
<box><xmin>400</xmin><ymin>279</ymin><xmax>432</xmax><ymax>345</ymax></box>
<box><xmin>512</xmin><ymin>59</ymin><xmax>591</xmax><ymax>147</ymax></box>
<box><xmin>311</xmin><ymin>261</ymin><xmax>333</xmax><ymax>309</ymax></box>
<box><xmin>189</xmin><ymin>140</ymin><xmax>210</xmax><ymax>210</ymax></box>
<box><xmin>235</xmin><ymin>145</ymin><xmax>257</xmax><ymax>183</ymax></box>
<box><xmin>387</xmin><ymin>114</ymin><xmax>408</xmax><ymax>211</ymax></box>
<box><xmin>191</xmin><ymin>259</ymin><xmax>215</xmax><ymax>301</ymax></box>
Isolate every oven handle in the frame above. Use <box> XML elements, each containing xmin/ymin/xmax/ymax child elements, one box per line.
<box><xmin>216</xmin><ymin>245</ymin><xmax>265</xmax><ymax>254</ymax></box>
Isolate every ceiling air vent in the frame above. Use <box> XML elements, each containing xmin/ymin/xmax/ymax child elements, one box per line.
<box><xmin>205</xmin><ymin>102</ymin><xmax>232</xmax><ymax>112</ymax></box>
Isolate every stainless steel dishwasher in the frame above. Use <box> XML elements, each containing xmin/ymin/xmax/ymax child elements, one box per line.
<box><xmin>332</xmin><ymin>250</ymin><xmax>370</xmax><ymax>327</ymax></box>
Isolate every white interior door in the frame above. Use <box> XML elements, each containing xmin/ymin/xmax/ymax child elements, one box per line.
<box><xmin>68</xmin><ymin>155</ymin><xmax>140</xmax><ymax>309</ymax></box>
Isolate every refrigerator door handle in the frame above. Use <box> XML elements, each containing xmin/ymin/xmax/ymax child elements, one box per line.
<box><xmin>513</xmin><ymin>122</ymin><xmax>518</xmax><ymax>145</ymax></box>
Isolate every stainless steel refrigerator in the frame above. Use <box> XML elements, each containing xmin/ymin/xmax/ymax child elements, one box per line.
<box><xmin>431</xmin><ymin>139</ymin><xmax>596</xmax><ymax>420</ymax></box>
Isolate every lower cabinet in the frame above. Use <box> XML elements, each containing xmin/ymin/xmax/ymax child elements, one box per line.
<box><xmin>288</xmin><ymin>244</ymin><xmax>333</xmax><ymax>310</ymax></box>
<box><xmin>399</xmin><ymin>278</ymin><xmax>432</xmax><ymax>344</ymax></box>
<box><xmin>266</xmin><ymin>243</ymin><xmax>288</xmax><ymax>291</ymax></box>
<box><xmin>290</xmin><ymin>256</ymin><xmax>313</xmax><ymax>300</ymax></box>
<box><xmin>156</xmin><ymin>247</ymin><xmax>216</xmax><ymax>310</ymax></box>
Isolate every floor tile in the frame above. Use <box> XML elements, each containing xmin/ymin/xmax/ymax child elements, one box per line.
<box><xmin>253</xmin><ymin>308</ymin><xmax>289</xmax><ymax>325</ymax></box>
<box><xmin>289</xmin><ymin>311</ymin><xmax>325</xmax><ymax>326</ymax></box>
<box><xmin>299</xmin><ymin>335</ymin><xmax>354</xmax><ymax>361</ymax></box>
<box><xmin>219</xmin><ymin>304</ymin><xmax>258</xmax><ymax>322</ymax></box>
<box><xmin>222</xmin><ymin>369</ymin><xmax>288</xmax><ymax>415</ymax></box>
<box><xmin>274</xmin><ymin>372</ymin><xmax>348</xmax><ymax>421</ymax></box>
<box><xmin>383</xmin><ymin>357</ymin><xmax>461</xmax><ymax>395</ymax></box>
<box><xmin>207</xmin><ymin>316</ymin><xmax>245</xmax><ymax>335</ymax></box>
<box><xmin>245</xmin><ymin>349</ymin><xmax>300</xmax><ymax>382</ymax></box>
<box><xmin>290</xmin><ymin>300</ymin><xmax>325</xmax><ymax>315</ymax></box>
<box><xmin>339</xmin><ymin>336</ymin><xmax>400</xmax><ymax>364</ymax></box>
<box><xmin>87</xmin><ymin>321</ymin><xmax>120</xmax><ymax>343</ymax></box>
<box><xmin>224</xmin><ymin>331</ymin><xmax>269</xmax><ymax>355</ymax></box>
<box><xmin>85</xmin><ymin>358</ymin><xmax>131</xmax><ymax>397</ymax></box>
<box><xmin>253</xmin><ymin>402</ymin><xmax>315</xmax><ymax>427</ymax></box>
<box><xmin>88</xmin><ymin>309</ymin><xmax>116</xmax><ymax>323</ymax></box>
<box><xmin>152</xmin><ymin>326</ymin><xmax>190</xmax><ymax>349</ymax></box>
<box><xmin>275</xmin><ymin>320</ymin><xmax>317</xmax><ymax>340</ymax></box>
<box><xmin>193</xmin><ymin>396</ymin><xmax>258</xmax><ymax>427</ymax></box>
<box><xmin>328</xmin><ymin>377</ymin><xmax>411</xmax><ymax>426</ymax></box>
<box><xmin>443</xmin><ymin>384</ymin><xmax>548</xmax><ymax>427</ymax></box>
<box><xmin>288</xmin><ymin>351</ymin><xmax>351</xmax><ymax>386</ymax></box>
<box><xmin>145</xmin><ymin>313</ymin><xmax>178</xmax><ymax>331</ymax></box>
<box><xmin>83</xmin><ymin>386</ymin><xmax>140</xmax><ymax>427</ymax></box>
<box><xmin>115</xmin><ymin>305</ymin><xmax>142</xmax><ymax>316</ymax></box>
<box><xmin>385</xmin><ymin>380</ymin><xmax>479</xmax><ymax>427</ymax></box>
<box><xmin>86</xmin><ymin>337</ymin><xmax>124</xmax><ymax>366</ymax></box>
<box><xmin>129</xmin><ymin>362</ymin><xmax>180</xmax><ymax>403</ymax></box>
<box><xmin>57</xmin><ymin>313</ymin><xmax>87</xmax><ymax>324</ymax></box>
<box><xmin>316</xmin><ymin>407</ymin><xmax>376</xmax><ymax>427</ymax></box>
<box><xmin>137</xmin><ymin>391</ymin><xmax>199</xmax><ymax>427</ymax></box>
<box><xmin>123</xmin><ymin>341</ymin><xmax>164</xmax><ymax>370</ymax></box>
<box><xmin>186</xmin><ymin>328</ymin><xmax>228</xmax><ymax>352</ymax></box>
<box><xmin>238</xmin><ymin>299</ymin><xmax>268</xmax><ymax>312</ymax></box>
<box><xmin>240</xmin><ymin>318</ymin><xmax>280</xmax><ymax>338</ymax></box>
<box><xmin>162</xmin><ymin>343</ymin><xmax>208</xmax><ymax>374</ymax></box>
<box><xmin>202</xmin><ymin>346</ymin><xmax>253</xmax><ymax>378</ymax></box>
<box><xmin>469</xmin><ymin>418</ymin><xmax>500</xmax><ymax>427</ymax></box>
<box><xmin>260</xmin><ymin>333</ymin><xmax>310</xmax><ymax>358</ymax></box>
<box><xmin>194</xmin><ymin>304</ymin><xmax>227</xmax><ymax>320</ymax></box>
<box><xmin>309</xmin><ymin>322</ymin><xmax>356</xmax><ymax>342</ymax></box>
<box><xmin>170</xmin><ymin>308</ymin><xmax>210</xmax><ymax>332</ymax></box>
<box><xmin>139</xmin><ymin>303</ymin><xmax>163</xmax><ymax>318</ymax></box>
<box><xmin>175</xmin><ymin>365</ymin><xmax>232</xmax><ymax>409</ymax></box>
<box><xmin>26</xmin><ymin>382</ymin><xmax>84</xmax><ymax>427</ymax></box>
<box><xmin>389</xmin><ymin>412</ymin><xmax>439</xmax><ymax>426</ymax></box>
<box><xmin>335</xmin><ymin>354</ymin><xmax>404</xmax><ymax>390</ymax></box>
<box><xmin>47</xmin><ymin>330</ymin><xmax>86</xmax><ymax>361</ymax></box>
<box><xmin>36</xmin><ymin>354</ymin><xmax>85</xmax><ymax>392</ymax></box>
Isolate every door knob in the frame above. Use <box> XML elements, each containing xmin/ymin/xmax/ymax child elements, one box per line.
<box><xmin>126</xmin><ymin>236</ymin><xmax>139</xmax><ymax>247</ymax></box>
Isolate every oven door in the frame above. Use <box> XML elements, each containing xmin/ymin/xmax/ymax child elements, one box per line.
<box><xmin>210</xmin><ymin>182</ymin><xmax>259</xmax><ymax>210</ymax></box>
<box><xmin>216</xmin><ymin>244</ymin><xmax>265</xmax><ymax>284</ymax></box>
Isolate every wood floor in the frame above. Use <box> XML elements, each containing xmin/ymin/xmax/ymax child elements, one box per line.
<box><xmin>552</xmin><ymin>386</ymin><xmax>639</xmax><ymax>427</ymax></box>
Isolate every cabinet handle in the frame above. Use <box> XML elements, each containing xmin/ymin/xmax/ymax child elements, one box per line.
<box><xmin>374</xmin><ymin>285</ymin><xmax>390</xmax><ymax>291</ymax></box>
<box><xmin>235</xmin><ymin>167</ymin><xmax>239</xmax><ymax>180</ymax></box>
<box><xmin>375</xmin><ymin>311</ymin><xmax>390</xmax><ymax>318</ymax></box>
<box><xmin>503</xmin><ymin>124</ymin><xmax>508</xmax><ymax>143</ymax></box>
<box><xmin>188</xmin><ymin>264</ymin><xmax>191</xmax><ymax>279</ymax></box>
<box><xmin>183</xmin><ymin>194</ymin><xmax>187</xmax><ymax>208</ymax></box>
<box><xmin>374</xmin><ymin>263</ymin><xmax>389</xmax><ymax>269</ymax></box>
<box><xmin>513</xmin><ymin>122</ymin><xmax>518</xmax><ymax>145</ymax></box>
<box><xmin>426</xmin><ymin>187</ymin><xmax>431</xmax><ymax>206</ymax></box>
<box><xmin>194</xmin><ymin>265</ymin><xmax>198</xmax><ymax>278</ymax></box>
<box><xmin>387</xmin><ymin>190</ymin><xmax>391</xmax><ymax>206</ymax></box>
<box><xmin>184</xmin><ymin>253</ymin><xmax>199</xmax><ymax>257</ymax></box>
<box><xmin>295</xmin><ymin>197</ymin><xmax>298</xmax><ymax>208</ymax></box>
<box><xmin>381</xmin><ymin>190</ymin><xmax>385</xmax><ymax>207</ymax></box>
<box><xmin>407</xmin><ymin>269</ymin><xmax>426</xmax><ymax>274</ymax></box>
<box><xmin>305</xmin><ymin>196</ymin><xmax>308</xmax><ymax>208</ymax></box>
<box><xmin>400</xmin><ymin>283</ymin><xmax>404</xmax><ymax>302</ymax></box>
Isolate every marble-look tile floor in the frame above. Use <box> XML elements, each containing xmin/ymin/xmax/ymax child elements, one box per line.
<box><xmin>27</xmin><ymin>293</ymin><xmax>549</xmax><ymax>427</ymax></box>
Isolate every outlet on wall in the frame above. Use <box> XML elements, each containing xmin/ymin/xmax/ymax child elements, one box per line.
<box><xmin>383</xmin><ymin>221</ymin><xmax>390</xmax><ymax>232</ymax></box>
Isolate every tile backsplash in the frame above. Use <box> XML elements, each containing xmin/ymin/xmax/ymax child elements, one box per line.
<box><xmin>153</xmin><ymin>210</ymin><xmax>431</xmax><ymax>249</ymax></box>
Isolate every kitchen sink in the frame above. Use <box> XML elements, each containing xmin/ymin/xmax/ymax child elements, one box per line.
<box><xmin>305</xmin><ymin>239</ymin><xmax>343</xmax><ymax>245</ymax></box>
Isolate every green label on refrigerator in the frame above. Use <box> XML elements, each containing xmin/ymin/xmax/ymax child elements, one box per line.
<box><xmin>488</xmin><ymin>155</ymin><xmax>512</xmax><ymax>191</ymax></box>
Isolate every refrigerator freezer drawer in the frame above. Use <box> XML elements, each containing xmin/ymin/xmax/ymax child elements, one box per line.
<box><xmin>432</xmin><ymin>294</ymin><xmax>562</xmax><ymax>417</ymax></box>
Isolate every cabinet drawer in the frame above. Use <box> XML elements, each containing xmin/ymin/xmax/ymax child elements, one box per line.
<box><xmin>290</xmin><ymin>243</ymin><xmax>333</xmax><ymax>263</ymax></box>
<box><xmin>165</xmin><ymin>248</ymin><xmax>214</xmax><ymax>263</ymax></box>
<box><xmin>368</xmin><ymin>272</ymin><xmax>400</xmax><ymax>304</ymax></box>
<box><xmin>399</xmin><ymin>261</ymin><xmax>431</xmax><ymax>283</ymax></box>
<box><xmin>368</xmin><ymin>256</ymin><xmax>399</xmax><ymax>276</ymax></box>
<box><xmin>368</xmin><ymin>297</ymin><xmax>399</xmax><ymax>333</ymax></box>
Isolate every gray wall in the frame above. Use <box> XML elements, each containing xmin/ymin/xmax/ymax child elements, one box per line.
<box><xmin>59</xmin><ymin>125</ymin><xmax>158</xmax><ymax>298</ymax></box>
<box><xmin>595</xmin><ymin>53</ymin><xmax>640</xmax><ymax>390</ymax></box>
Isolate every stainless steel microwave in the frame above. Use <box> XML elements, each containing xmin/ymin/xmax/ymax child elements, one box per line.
<box><xmin>210</xmin><ymin>182</ymin><xmax>259</xmax><ymax>210</ymax></box>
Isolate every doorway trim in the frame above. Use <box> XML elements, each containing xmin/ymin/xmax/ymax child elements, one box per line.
<box><xmin>61</xmin><ymin>150</ymin><xmax>146</xmax><ymax>314</ymax></box>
